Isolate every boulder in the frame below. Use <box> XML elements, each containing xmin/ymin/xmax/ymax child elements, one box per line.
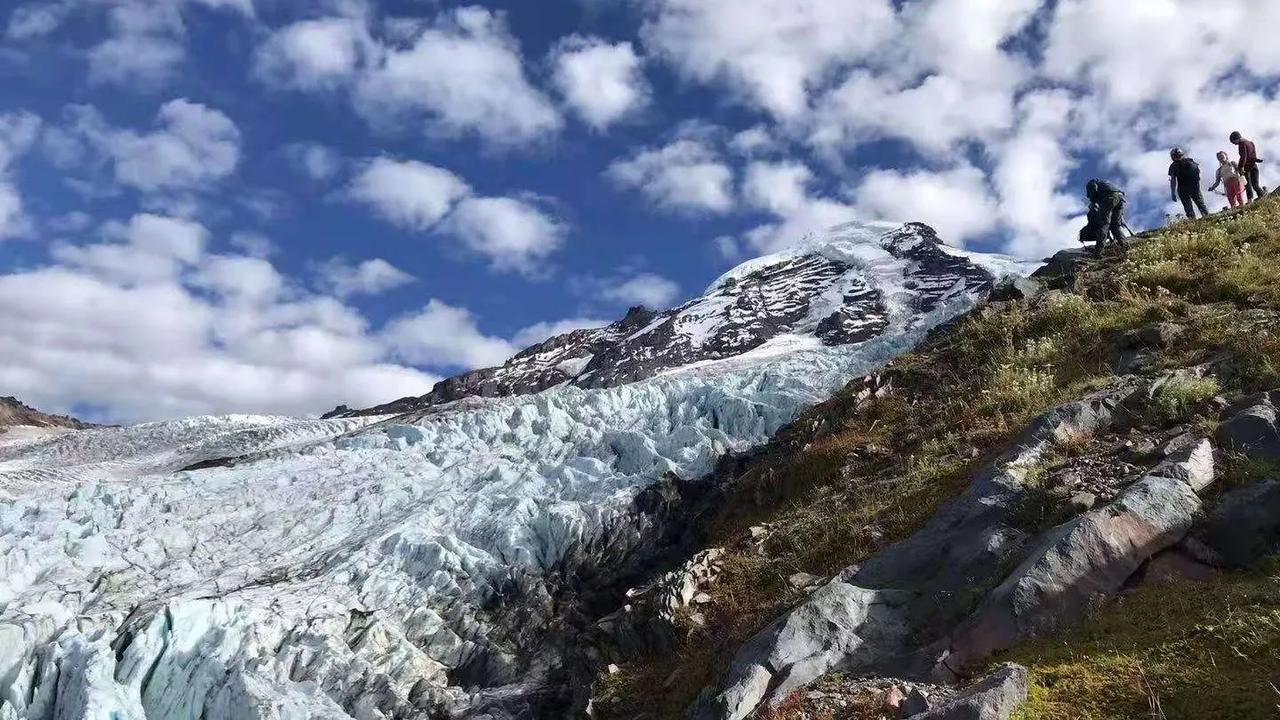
<box><xmin>936</xmin><ymin>439</ymin><xmax>1213</xmax><ymax>676</ymax></box>
<box><xmin>1030</xmin><ymin>248</ymin><xmax>1092</xmax><ymax>287</ymax></box>
<box><xmin>906</xmin><ymin>664</ymin><xmax>1028</xmax><ymax>720</ymax></box>
<box><xmin>1217</xmin><ymin>393</ymin><xmax>1280</xmax><ymax>462</ymax></box>
<box><xmin>1196</xmin><ymin>479</ymin><xmax>1280</xmax><ymax>568</ymax></box>
<box><xmin>697</xmin><ymin>583</ymin><xmax>914</xmax><ymax>720</ymax></box>
<box><xmin>988</xmin><ymin>277</ymin><xmax>1042</xmax><ymax>302</ymax></box>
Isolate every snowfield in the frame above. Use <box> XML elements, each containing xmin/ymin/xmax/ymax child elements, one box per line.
<box><xmin>0</xmin><ymin>224</ymin><xmax>1032</xmax><ymax>719</ymax></box>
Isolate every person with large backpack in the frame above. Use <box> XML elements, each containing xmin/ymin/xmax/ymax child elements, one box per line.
<box><xmin>1230</xmin><ymin>131</ymin><xmax>1268</xmax><ymax>202</ymax></box>
<box><xmin>1082</xmin><ymin>178</ymin><xmax>1130</xmax><ymax>256</ymax></box>
<box><xmin>1169</xmin><ymin>147</ymin><xmax>1209</xmax><ymax>219</ymax></box>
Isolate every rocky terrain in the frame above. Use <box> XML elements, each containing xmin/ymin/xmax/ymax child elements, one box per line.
<box><xmin>0</xmin><ymin>222</ymin><xmax>1029</xmax><ymax>720</ymax></box>
<box><xmin>0</xmin><ymin>396</ymin><xmax>92</xmax><ymax>431</ymax></box>
<box><xmin>593</xmin><ymin>199</ymin><xmax>1280</xmax><ymax>720</ymax></box>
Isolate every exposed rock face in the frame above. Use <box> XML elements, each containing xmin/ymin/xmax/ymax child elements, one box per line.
<box><xmin>937</xmin><ymin>439</ymin><xmax>1213</xmax><ymax>675</ymax></box>
<box><xmin>906</xmin><ymin>664</ymin><xmax>1028</xmax><ymax>720</ymax></box>
<box><xmin>1196</xmin><ymin>480</ymin><xmax>1280</xmax><ymax>568</ymax></box>
<box><xmin>327</xmin><ymin>223</ymin><xmax>1003</xmax><ymax>418</ymax></box>
<box><xmin>0</xmin><ymin>396</ymin><xmax>91</xmax><ymax>430</ymax></box>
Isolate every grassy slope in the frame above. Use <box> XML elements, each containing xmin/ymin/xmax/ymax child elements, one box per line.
<box><xmin>595</xmin><ymin>198</ymin><xmax>1280</xmax><ymax>719</ymax></box>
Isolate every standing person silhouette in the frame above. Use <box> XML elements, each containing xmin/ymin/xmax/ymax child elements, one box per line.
<box><xmin>1169</xmin><ymin>148</ymin><xmax>1209</xmax><ymax>219</ymax></box>
<box><xmin>1230</xmin><ymin>131</ymin><xmax>1268</xmax><ymax>202</ymax></box>
<box><xmin>1208</xmin><ymin>150</ymin><xmax>1246</xmax><ymax>210</ymax></box>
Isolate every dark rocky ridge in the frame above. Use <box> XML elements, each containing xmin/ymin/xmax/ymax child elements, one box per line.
<box><xmin>327</xmin><ymin>223</ymin><xmax>997</xmax><ymax>418</ymax></box>
<box><xmin>0</xmin><ymin>396</ymin><xmax>92</xmax><ymax>430</ymax></box>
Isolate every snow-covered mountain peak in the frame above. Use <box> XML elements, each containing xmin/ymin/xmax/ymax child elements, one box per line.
<box><xmin>333</xmin><ymin>222</ymin><xmax>1023</xmax><ymax>419</ymax></box>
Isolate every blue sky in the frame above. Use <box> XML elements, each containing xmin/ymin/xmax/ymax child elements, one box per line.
<box><xmin>2</xmin><ymin>0</ymin><xmax>1279</xmax><ymax>422</ymax></box>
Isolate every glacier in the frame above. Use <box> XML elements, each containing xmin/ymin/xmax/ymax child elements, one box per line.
<box><xmin>0</xmin><ymin>223</ymin><xmax>1034</xmax><ymax>720</ymax></box>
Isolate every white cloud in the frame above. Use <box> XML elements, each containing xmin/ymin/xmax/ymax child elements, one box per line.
<box><xmin>192</xmin><ymin>254</ymin><xmax>285</xmax><ymax>305</ymax></box>
<box><xmin>808</xmin><ymin>72</ymin><xmax>1015</xmax><ymax>155</ymax></box>
<box><xmin>382</xmin><ymin>299</ymin><xmax>515</xmax><ymax>370</ymax></box>
<box><xmin>79</xmin><ymin>0</ymin><xmax>254</xmax><ymax>88</ymax></box>
<box><xmin>638</xmin><ymin>0</ymin><xmax>897</xmax><ymax>119</ymax></box>
<box><xmin>728</xmin><ymin>126</ymin><xmax>777</xmax><ymax>157</ymax></box>
<box><xmin>442</xmin><ymin>196</ymin><xmax>566</xmax><ymax>275</ymax></box>
<box><xmin>284</xmin><ymin>142</ymin><xmax>342</xmax><ymax>181</ymax></box>
<box><xmin>994</xmin><ymin>91</ymin><xmax>1086</xmax><ymax>259</ymax></box>
<box><xmin>599</xmin><ymin>272</ymin><xmax>681</xmax><ymax>308</ymax></box>
<box><xmin>0</xmin><ymin>110</ymin><xmax>41</xmax><ymax>241</ymax></box>
<box><xmin>347</xmin><ymin>157</ymin><xmax>470</xmax><ymax>231</ymax></box>
<box><xmin>511</xmin><ymin>317</ymin><xmax>608</xmax><ymax>348</ymax></box>
<box><xmin>351</xmin><ymin>7</ymin><xmax>562</xmax><ymax>145</ymax></box>
<box><xmin>6</xmin><ymin>1</ymin><xmax>73</xmax><ymax>40</ymax></box>
<box><xmin>254</xmin><ymin>16</ymin><xmax>371</xmax><ymax>90</ymax></box>
<box><xmin>315</xmin><ymin>257</ymin><xmax>415</xmax><ymax>297</ymax></box>
<box><xmin>346</xmin><ymin>158</ymin><xmax>568</xmax><ymax>274</ymax></box>
<box><xmin>551</xmin><ymin>35</ymin><xmax>650</xmax><ymax>131</ymax></box>
<box><xmin>51</xmin><ymin>213</ymin><xmax>208</xmax><ymax>284</ymax></box>
<box><xmin>229</xmin><ymin>231</ymin><xmax>276</xmax><ymax>257</ymax></box>
<box><xmin>58</xmin><ymin>100</ymin><xmax>240</xmax><ymax>195</ymax></box>
<box><xmin>851</xmin><ymin>166</ymin><xmax>999</xmax><ymax>247</ymax></box>
<box><xmin>0</xmin><ymin>212</ymin><xmax>451</xmax><ymax>421</ymax></box>
<box><xmin>742</xmin><ymin>197</ymin><xmax>857</xmax><ymax>255</ymax></box>
<box><xmin>742</xmin><ymin>160</ymin><xmax>812</xmax><ymax>215</ymax></box>
<box><xmin>607</xmin><ymin>138</ymin><xmax>734</xmax><ymax>214</ymax></box>
<box><xmin>88</xmin><ymin>33</ymin><xmax>186</xmax><ymax>88</ymax></box>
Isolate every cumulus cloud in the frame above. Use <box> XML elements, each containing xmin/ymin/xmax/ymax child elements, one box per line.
<box><xmin>253</xmin><ymin>6</ymin><xmax>561</xmax><ymax>147</ymax></box>
<box><xmin>52</xmin><ymin>100</ymin><xmax>240</xmax><ymax>195</ymax></box>
<box><xmin>347</xmin><ymin>157</ymin><xmax>568</xmax><ymax>274</ymax></box>
<box><xmin>850</xmin><ymin>166</ymin><xmax>1000</xmax><ymax>247</ymax></box>
<box><xmin>347</xmin><ymin>157</ymin><xmax>470</xmax><ymax>231</ymax></box>
<box><xmin>0</xmin><ymin>212</ymin><xmax>443</xmax><ymax>422</ymax></box>
<box><xmin>742</xmin><ymin>160</ymin><xmax>812</xmax><ymax>215</ymax></box>
<box><xmin>638</xmin><ymin>0</ymin><xmax>897</xmax><ymax>119</ymax></box>
<box><xmin>7</xmin><ymin>1</ymin><xmax>75</xmax><ymax>40</ymax></box>
<box><xmin>441</xmin><ymin>196</ymin><xmax>566</xmax><ymax>276</ymax></box>
<box><xmin>382</xmin><ymin>299</ymin><xmax>515</xmax><ymax>370</ymax></box>
<box><xmin>598</xmin><ymin>272</ymin><xmax>681</xmax><ymax>308</ymax></box>
<box><xmin>0</xmin><ymin>110</ymin><xmax>41</xmax><ymax>240</ymax></box>
<box><xmin>510</xmin><ymin>317</ymin><xmax>609</xmax><ymax>348</ymax></box>
<box><xmin>315</xmin><ymin>256</ymin><xmax>415</xmax><ymax>297</ymax></box>
<box><xmin>254</xmin><ymin>16</ymin><xmax>371</xmax><ymax>90</ymax></box>
<box><xmin>607</xmin><ymin>137</ymin><xmax>734</xmax><ymax>214</ymax></box>
<box><xmin>5</xmin><ymin>0</ymin><xmax>256</xmax><ymax>88</ymax></box>
<box><xmin>354</xmin><ymin>7</ymin><xmax>562</xmax><ymax>145</ymax></box>
<box><xmin>551</xmin><ymin>36</ymin><xmax>650</xmax><ymax>131</ymax></box>
<box><xmin>284</xmin><ymin>142</ymin><xmax>342</xmax><ymax>181</ymax></box>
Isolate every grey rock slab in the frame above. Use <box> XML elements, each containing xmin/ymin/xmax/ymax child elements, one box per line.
<box><xmin>698</xmin><ymin>583</ymin><xmax>914</xmax><ymax>720</ymax></box>
<box><xmin>937</xmin><ymin>441</ymin><xmax>1212</xmax><ymax>675</ymax></box>
<box><xmin>1197</xmin><ymin>479</ymin><xmax>1280</xmax><ymax>568</ymax></box>
<box><xmin>906</xmin><ymin>664</ymin><xmax>1028</xmax><ymax>720</ymax></box>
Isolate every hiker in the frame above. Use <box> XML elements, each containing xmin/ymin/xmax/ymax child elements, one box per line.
<box><xmin>1083</xmin><ymin>178</ymin><xmax>1129</xmax><ymax>256</ymax></box>
<box><xmin>1168</xmin><ymin>147</ymin><xmax>1209</xmax><ymax>219</ymax></box>
<box><xmin>1230</xmin><ymin>131</ymin><xmax>1268</xmax><ymax>202</ymax></box>
<box><xmin>1208</xmin><ymin>150</ymin><xmax>1246</xmax><ymax>209</ymax></box>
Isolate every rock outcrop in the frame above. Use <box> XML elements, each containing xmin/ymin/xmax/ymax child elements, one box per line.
<box><xmin>0</xmin><ymin>396</ymin><xmax>91</xmax><ymax>430</ymax></box>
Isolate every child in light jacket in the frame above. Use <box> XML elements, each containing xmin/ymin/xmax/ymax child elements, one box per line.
<box><xmin>1208</xmin><ymin>151</ymin><xmax>1246</xmax><ymax>209</ymax></box>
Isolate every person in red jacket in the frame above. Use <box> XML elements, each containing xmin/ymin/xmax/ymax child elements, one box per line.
<box><xmin>1230</xmin><ymin>131</ymin><xmax>1267</xmax><ymax>202</ymax></box>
